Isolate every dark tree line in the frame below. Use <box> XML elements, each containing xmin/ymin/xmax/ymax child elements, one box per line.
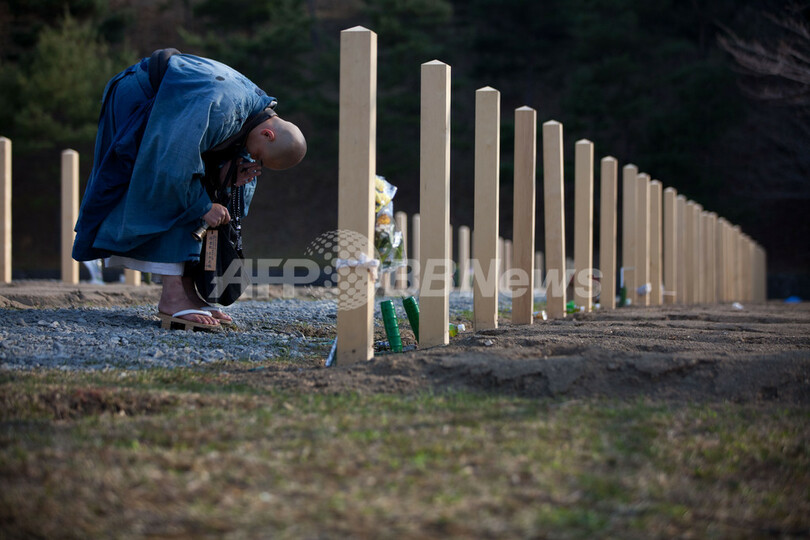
<box><xmin>0</xmin><ymin>0</ymin><xmax>807</xmax><ymax>295</ymax></box>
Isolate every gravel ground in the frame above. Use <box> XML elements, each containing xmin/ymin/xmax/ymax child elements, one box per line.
<box><xmin>0</xmin><ymin>292</ymin><xmax>494</xmax><ymax>371</ymax></box>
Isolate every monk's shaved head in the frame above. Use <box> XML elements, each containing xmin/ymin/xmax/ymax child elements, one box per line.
<box><xmin>247</xmin><ymin>116</ymin><xmax>307</xmax><ymax>170</ymax></box>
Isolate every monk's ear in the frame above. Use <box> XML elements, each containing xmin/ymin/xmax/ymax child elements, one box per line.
<box><xmin>261</xmin><ymin>128</ymin><xmax>276</xmax><ymax>142</ymax></box>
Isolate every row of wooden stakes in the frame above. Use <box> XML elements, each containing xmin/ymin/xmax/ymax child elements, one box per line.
<box><xmin>335</xmin><ymin>26</ymin><xmax>766</xmax><ymax>365</ymax></box>
<box><xmin>0</xmin><ymin>138</ymin><xmax>141</xmax><ymax>286</ymax></box>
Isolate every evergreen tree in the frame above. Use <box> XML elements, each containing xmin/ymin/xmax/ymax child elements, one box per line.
<box><xmin>13</xmin><ymin>14</ymin><xmax>131</xmax><ymax>151</ymax></box>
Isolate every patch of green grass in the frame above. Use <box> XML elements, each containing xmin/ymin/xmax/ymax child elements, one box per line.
<box><xmin>1</xmin><ymin>372</ymin><xmax>808</xmax><ymax>539</ymax></box>
<box><xmin>453</xmin><ymin>309</ymin><xmax>474</xmax><ymax>322</ymax></box>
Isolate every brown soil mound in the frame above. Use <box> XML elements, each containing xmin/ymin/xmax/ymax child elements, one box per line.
<box><xmin>245</xmin><ymin>303</ymin><xmax>810</xmax><ymax>404</ymax></box>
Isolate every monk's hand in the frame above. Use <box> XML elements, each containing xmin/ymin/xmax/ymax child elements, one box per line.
<box><xmin>236</xmin><ymin>158</ymin><xmax>262</xmax><ymax>187</ymax></box>
<box><xmin>219</xmin><ymin>158</ymin><xmax>262</xmax><ymax>187</ymax></box>
<box><xmin>203</xmin><ymin>203</ymin><xmax>231</xmax><ymax>228</ymax></box>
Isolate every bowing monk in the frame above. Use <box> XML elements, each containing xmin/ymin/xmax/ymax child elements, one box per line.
<box><xmin>73</xmin><ymin>49</ymin><xmax>306</xmax><ymax>329</ymax></box>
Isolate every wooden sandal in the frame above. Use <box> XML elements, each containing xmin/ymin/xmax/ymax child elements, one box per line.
<box><xmin>158</xmin><ymin>309</ymin><xmax>222</xmax><ymax>331</ymax></box>
<box><xmin>199</xmin><ymin>307</ymin><xmax>236</xmax><ymax>327</ymax></box>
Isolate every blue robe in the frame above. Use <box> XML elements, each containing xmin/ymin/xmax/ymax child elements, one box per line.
<box><xmin>73</xmin><ymin>53</ymin><xmax>274</xmax><ymax>263</ymax></box>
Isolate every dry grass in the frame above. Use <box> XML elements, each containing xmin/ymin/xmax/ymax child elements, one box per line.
<box><xmin>1</xmin><ymin>368</ymin><xmax>808</xmax><ymax>539</ymax></box>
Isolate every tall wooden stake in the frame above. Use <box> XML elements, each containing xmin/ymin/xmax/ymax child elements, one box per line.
<box><xmin>649</xmin><ymin>180</ymin><xmax>662</xmax><ymax>305</ymax></box>
<box><xmin>701</xmin><ymin>211</ymin><xmax>710</xmax><ymax>303</ymax></box>
<box><xmin>0</xmin><ymin>137</ymin><xmax>10</xmax><ymax>283</ymax></box>
<box><xmin>543</xmin><ymin>121</ymin><xmax>566</xmax><ymax>318</ymax></box>
<box><xmin>684</xmin><ymin>201</ymin><xmax>696</xmax><ymax>304</ymax></box>
<box><xmin>473</xmin><ymin>87</ymin><xmax>501</xmax><ymax>331</ymax></box>
<box><xmin>707</xmin><ymin>213</ymin><xmax>718</xmax><ymax>303</ymax></box>
<box><xmin>458</xmin><ymin>225</ymin><xmax>471</xmax><ymax>292</ymax></box>
<box><xmin>124</xmin><ymin>269</ymin><xmax>141</xmax><ymax>286</ymax></box>
<box><xmin>693</xmin><ymin>204</ymin><xmax>704</xmax><ymax>304</ymax></box>
<box><xmin>395</xmin><ymin>211</ymin><xmax>408</xmax><ymax>291</ymax></box>
<box><xmin>599</xmin><ymin>157</ymin><xmax>618</xmax><ymax>309</ymax></box>
<box><xmin>716</xmin><ymin>217</ymin><xmax>727</xmax><ymax>303</ymax></box>
<box><xmin>419</xmin><ymin>60</ymin><xmax>451</xmax><ymax>348</ymax></box>
<box><xmin>662</xmin><ymin>187</ymin><xmax>677</xmax><ymax>304</ymax></box>
<box><xmin>61</xmin><ymin>149</ymin><xmax>79</xmax><ymax>284</ymax></box>
<box><xmin>512</xmin><ymin>106</ymin><xmax>537</xmax><ymax>324</ymax></box>
<box><xmin>622</xmin><ymin>164</ymin><xmax>638</xmax><ymax>305</ymax></box>
<box><xmin>573</xmin><ymin>140</ymin><xmax>594</xmax><ymax>311</ymax></box>
<box><xmin>676</xmin><ymin>195</ymin><xmax>687</xmax><ymax>304</ymax></box>
<box><xmin>337</xmin><ymin>26</ymin><xmax>376</xmax><ymax>365</ymax></box>
<box><xmin>635</xmin><ymin>173</ymin><xmax>650</xmax><ymax>305</ymax></box>
<box><xmin>411</xmin><ymin>213</ymin><xmax>421</xmax><ymax>292</ymax></box>
<box><xmin>498</xmin><ymin>236</ymin><xmax>506</xmax><ymax>286</ymax></box>
<box><xmin>729</xmin><ymin>224</ymin><xmax>739</xmax><ymax>301</ymax></box>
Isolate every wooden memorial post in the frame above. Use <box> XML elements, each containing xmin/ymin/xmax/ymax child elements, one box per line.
<box><xmin>448</xmin><ymin>225</ymin><xmax>454</xmax><ymax>290</ymax></box>
<box><xmin>701</xmin><ymin>211</ymin><xmax>711</xmax><ymax>303</ymax></box>
<box><xmin>543</xmin><ymin>121</ymin><xmax>567</xmax><ymax>318</ymax></box>
<box><xmin>635</xmin><ymin>173</ymin><xmax>650</xmax><ymax>306</ymax></box>
<box><xmin>723</xmin><ymin>220</ymin><xmax>733</xmax><ymax>301</ymax></box>
<box><xmin>662</xmin><ymin>187</ymin><xmax>677</xmax><ymax>304</ymax></box>
<box><xmin>716</xmin><ymin>217</ymin><xmax>727</xmax><ymax>303</ymax></box>
<box><xmin>61</xmin><ymin>149</ymin><xmax>79</xmax><ymax>284</ymax></box>
<box><xmin>733</xmin><ymin>225</ymin><xmax>745</xmax><ymax>302</ymax></box>
<box><xmin>504</xmin><ymin>239</ymin><xmax>513</xmax><ymax>287</ymax></box>
<box><xmin>498</xmin><ymin>237</ymin><xmax>506</xmax><ymax>286</ymax></box>
<box><xmin>707</xmin><ymin>213</ymin><xmax>718</xmax><ymax>303</ymax></box>
<box><xmin>649</xmin><ymin>180</ymin><xmax>662</xmax><ymax>305</ymax></box>
<box><xmin>0</xmin><ymin>137</ymin><xmax>10</xmax><ymax>283</ymax></box>
<box><xmin>622</xmin><ymin>164</ymin><xmax>638</xmax><ymax>305</ymax></box>
<box><xmin>693</xmin><ymin>204</ymin><xmax>704</xmax><ymax>304</ymax></box>
<box><xmin>395</xmin><ymin>211</ymin><xmax>408</xmax><ymax>291</ymax></box>
<box><xmin>124</xmin><ymin>269</ymin><xmax>141</xmax><ymax>286</ymax></box>
<box><xmin>729</xmin><ymin>224</ymin><xmax>739</xmax><ymax>301</ymax></box>
<box><xmin>684</xmin><ymin>201</ymin><xmax>696</xmax><ymax>304</ymax></box>
<box><xmin>676</xmin><ymin>195</ymin><xmax>687</xmax><ymax>304</ymax></box>
<box><xmin>512</xmin><ymin>107</ymin><xmax>537</xmax><ymax>324</ymax></box>
<box><xmin>599</xmin><ymin>157</ymin><xmax>618</xmax><ymax>309</ymax></box>
<box><xmin>419</xmin><ymin>60</ymin><xmax>451</xmax><ymax>347</ymax></box>
<box><xmin>411</xmin><ymin>213</ymin><xmax>421</xmax><ymax>292</ymax></box>
<box><xmin>573</xmin><ymin>140</ymin><xmax>594</xmax><ymax>311</ymax></box>
<box><xmin>473</xmin><ymin>88</ymin><xmax>501</xmax><ymax>331</ymax></box>
<box><xmin>337</xmin><ymin>27</ymin><xmax>376</xmax><ymax>365</ymax></box>
<box><xmin>458</xmin><ymin>225</ymin><xmax>471</xmax><ymax>292</ymax></box>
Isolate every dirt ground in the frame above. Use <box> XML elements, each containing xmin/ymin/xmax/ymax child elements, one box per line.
<box><xmin>1</xmin><ymin>280</ymin><xmax>808</xmax><ymax>404</ymax></box>
<box><xmin>268</xmin><ymin>302</ymin><xmax>810</xmax><ymax>404</ymax></box>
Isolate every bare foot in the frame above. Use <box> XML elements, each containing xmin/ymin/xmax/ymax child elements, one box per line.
<box><xmin>158</xmin><ymin>275</ymin><xmax>219</xmax><ymax>326</ymax></box>
<box><xmin>180</xmin><ymin>276</ymin><xmax>233</xmax><ymax>324</ymax></box>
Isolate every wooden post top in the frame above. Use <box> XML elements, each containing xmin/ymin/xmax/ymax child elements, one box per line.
<box><xmin>342</xmin><ymin>26</ymin><xmax>374</xmax><ymax>33</ymax></box>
